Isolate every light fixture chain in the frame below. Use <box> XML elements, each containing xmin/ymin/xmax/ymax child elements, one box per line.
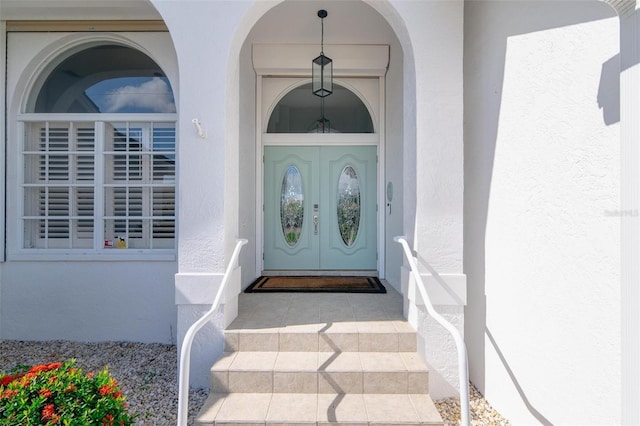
<box><xmin>321</xmin><ymin>17</ymin><xmax>324</xmax><ymax>54</ymax></box>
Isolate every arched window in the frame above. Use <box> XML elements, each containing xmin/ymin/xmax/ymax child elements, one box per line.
<box><xmin>20</xmin><ymin>44</ymin><xmax>176</xmax><ymax>252</ymax></box>
<box><xmin>32</xmin><ymin>45</ymin><xmax>175</xmax><ymax>114</ymax></box>
<box><xmin>267</xmin><ymin>83</ymin><xmax>374</xmax><ymax>133</ymax></box>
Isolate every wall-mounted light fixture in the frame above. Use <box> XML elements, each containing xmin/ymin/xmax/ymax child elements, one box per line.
<box><xmin>312</xmin><ymin>9</ymin><xmax>333</xmax><ymax>133</ymax></box>
<box><xmin>191</xmin><ymin>118</ymin><xmax>207</xmax><ymax>139</ymax></box>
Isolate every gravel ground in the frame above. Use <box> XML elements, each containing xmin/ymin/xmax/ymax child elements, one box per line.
<box><xmin>435</xmin><ymin>384</ymin><xmax>511</xmax><ymax>426</ymax></box>
<box><xmin>0</xmin><ymin>341</ymin><xmax>206</xmax><ymax>426</ymax></box>
<box><xmin>1</xmin><ymin>341</ymin><xmax>510</xmax><ymax>426</ymax></box>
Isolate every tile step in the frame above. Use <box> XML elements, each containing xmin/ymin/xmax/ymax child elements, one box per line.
<box><xmin>210</xmin><ymin>351</ymin><xmax>429</xmax><ymax>394</ymax></box>
<box><xmin>197</xmin><ymin>291</ymin><xmax>441</xmax><ymax>425</ymax></box>
<box><xmin>196</xmin><ymin>392</ymin><xmax>444</xmax><ymax>426</ymax></box>
<box><xmin>224</xmin><ymin>330</ymin><xmax>417</xmax><ymax>353</ymax></box>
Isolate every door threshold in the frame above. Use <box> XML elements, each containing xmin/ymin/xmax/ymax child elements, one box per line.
<box><xmin>262</xmin><ymin>270</ymin><xmax>378</xmax><ymax>277</ymax></box>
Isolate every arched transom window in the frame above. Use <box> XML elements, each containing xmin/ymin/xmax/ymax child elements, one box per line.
<box><xmin>267</xmin><ymin>83</ymin><xmax>374</xmax><ymax>134</ymax></box>
<box><xmin>20</xmin><ymin>44</ymin><xmax>177</xmax><ymax>252</ymax></box>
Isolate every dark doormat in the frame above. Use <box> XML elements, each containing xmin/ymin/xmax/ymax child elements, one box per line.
<box><xmin>245</xmin><ymin>276</ymin><xmax>386</xmax><ymax>293</ymax></box>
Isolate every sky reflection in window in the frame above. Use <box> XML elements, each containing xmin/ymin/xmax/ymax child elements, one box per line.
<box><xmin>85</xmin><ymin>77</ymin><xmax>176</xmax><ymax>113</ymax></box>
<box><xmin>33</xmin><ymin>45</ymin><xmax>175</xmax><ymax>114</ymax></box>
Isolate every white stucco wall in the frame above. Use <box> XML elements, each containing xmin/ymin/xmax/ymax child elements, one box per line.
<box><xmin>3</xmin><ymin>262</ymin><xmax>177</xmax><ymax>342</ymax></box>
<box><xmin>619</xmin><ymin>8</ymin><xmax>640</xmax><ymax>425</ymax></box>
<box><xmin>464</xmin><ymin>2</ymin><xmax>621</xmax><ymax>424</ymax></box>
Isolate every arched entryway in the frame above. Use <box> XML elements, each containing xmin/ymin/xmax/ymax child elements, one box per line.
<box><xmin>230</xmin><ymin>0</ymin><xmax>409</xmax><ymax>287</ymax></box>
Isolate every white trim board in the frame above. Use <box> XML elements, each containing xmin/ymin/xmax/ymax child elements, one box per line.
<box><xmin>253</xmin><ymin>44</ymin><xmax>389</xmax><ymax>77</ymax></box>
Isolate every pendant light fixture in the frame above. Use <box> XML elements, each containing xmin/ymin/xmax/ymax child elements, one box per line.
<box><xmin>312</xmin><ymin>9</ymin><xmax>332</xmax><ymax>133</ymax></box>
<box><xmin>312</xmin><ymin>9</ymin><xmax>333</xmax><ymax>98</ymax></box>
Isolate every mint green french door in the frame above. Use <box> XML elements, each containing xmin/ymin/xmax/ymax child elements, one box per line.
<box><xmin>264</xmin><ymin>146</ymin><xmax>377</xmax><ymax>271</ymax></box>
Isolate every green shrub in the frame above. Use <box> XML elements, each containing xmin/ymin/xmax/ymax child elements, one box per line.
<box><xmin>0</xmin><ymin>360</ymin><xmax>135</xmax><ymax>425</ymax></box>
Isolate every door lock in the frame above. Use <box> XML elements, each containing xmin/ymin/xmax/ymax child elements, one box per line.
<box><xmin>313</xmin><ymin>215</ymin><xmax>319</xmax><ymax>235</ymax></box>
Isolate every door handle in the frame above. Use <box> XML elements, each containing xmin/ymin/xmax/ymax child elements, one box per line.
<box><xmin>313</xmin><ymin>215</ymin><xmax>319</xmax><ymax>235</ymax></box>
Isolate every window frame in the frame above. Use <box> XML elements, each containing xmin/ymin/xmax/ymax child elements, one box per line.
<box><xmin>5</xmin><ymin>31</ymin><xmax>179</xmax><ymax>262</ymax></box>
<box><xmin>13</xmin><ymin>112</ymin><xmax>177</xmax><ymax>261</ymax></box>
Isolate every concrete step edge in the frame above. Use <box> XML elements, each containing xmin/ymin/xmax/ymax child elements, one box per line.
<box><xmin>224</xmin><ymin>331</ymin><xmax>417</xmax><ymax>353</ymax></box>
<box><xmin>196</xmin><ymin>392</ymin><xmax>444</xmax><ymax>426</ymax></box>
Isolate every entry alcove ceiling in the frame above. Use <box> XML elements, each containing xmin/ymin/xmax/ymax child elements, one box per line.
<box><xmin>247</xmin><ymin>0</ymin><xmax>398</xmax><ymax>46</ymax></box>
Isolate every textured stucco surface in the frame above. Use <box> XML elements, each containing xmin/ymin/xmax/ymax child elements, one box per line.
<box><xmin>417</xmin><ymin>305</ymin><xmax>465</xmax><ymax>400</ymax></box>
<box><xmin>464</xmin><ymin>1</ymin><xmax>621</xmax><ymax>424</ymax></box>
<box><xmin>2</xmin><ymin>262</ymin><xmax>177</xmax><ymax>343</ymax></box>
<box><xmin>176</xmin><ymin>305</ymin><xmax>224</xmax><ymax>390</ymax></box>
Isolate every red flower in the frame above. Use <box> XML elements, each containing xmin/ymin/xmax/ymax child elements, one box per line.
<box><xmin>42</xmin><ymin>403</ymin><xmax>55</xmax><ymax>420</ymax></box>
<box><xmin>0</xmin><ymin>375</ymin><xmax>14</xmax><ymax>387</ymax></box>
<box><xmin>29</xmin><ymin>363</ymin><xmax>62</xmax><ymax>374</ymax></box>
<box><xmin>87</xmin><ymin>372</ymin><xmax>95</xmax><ymax>379</ymax></box>
<box><xmin>99</xmin><ymin>384</ymin><xmax>114</xmax><ymax>396</ymax></box>
<box><xmin>65</xmin><ymin>383</ymin><xmax>76</xmax><ymax>393</ymax></box>
<box><xmin>39</xmin><ymin>388</ymin><xmax>52</xmax><ymax>399</ymax></box>
<box><xmin>29</xmin><ymin>365</ymin><xmax>44</xmax><ymax>373</ymax></box>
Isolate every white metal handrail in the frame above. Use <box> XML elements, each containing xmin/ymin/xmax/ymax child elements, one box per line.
<box><xmin>177</xmin><ymin>238</ymin><xmax>248</xmax><ymax>426</ymax></box>
<box><xmin>394</xmin><ymin>236</ymin><xmax>470</xmax><ymax>426</ymax></box>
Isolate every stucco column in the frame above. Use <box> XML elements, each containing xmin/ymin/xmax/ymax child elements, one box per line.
<box><xmin>391</xmin><ymin>0</ymin><xmax>466</xmax><ymax>398</ymax></box>
<box><xmin>152</xmin><ymin>0</ymin><xmax>251</xmax><ymax>389</ymax></box>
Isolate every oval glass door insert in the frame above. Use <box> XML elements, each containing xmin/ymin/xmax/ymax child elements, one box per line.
<box><xmin>280</xmin><ymin>165</ymin><xmax>304</xmax><ymax>246</ymax></box>
<box><xmin>337</xmin><ymin>165</ymin><xmax>361</xmax><ymax>246</ymax></box>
